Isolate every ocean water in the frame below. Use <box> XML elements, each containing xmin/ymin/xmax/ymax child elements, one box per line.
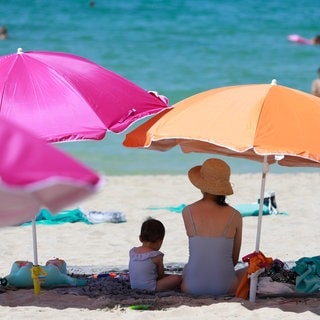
<box><xmin>1</xmin><ymin>0</ymin><xmax>320</xmax><ymax>175</ymax></box>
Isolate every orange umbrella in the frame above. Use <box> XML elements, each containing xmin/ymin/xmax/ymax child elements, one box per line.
<box><xmin>124</xmin><ymin>80</ymin><xmax>320</xmax><ymax>166</ymax></box>
<box><xmin>124</xmin><ymin>79</ymin><xmax>320</xmax><ymax>301</ymax></box>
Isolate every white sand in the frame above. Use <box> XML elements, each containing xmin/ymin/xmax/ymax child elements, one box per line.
<box><xmin>0</xmin><ymin>173</ymin><xmax>320</xmax><ymax>319</ymax></box>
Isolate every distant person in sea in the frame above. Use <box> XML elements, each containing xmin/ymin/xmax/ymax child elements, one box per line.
<box><xmin>181</xmin><ymin>158</ymin><xmax>247</xmax><ymax>296</ymax></box>
<box><xmin>0</xmin><ymin>26</ymin><xmax>8</xmax><ymax>40</ymax></box>
<box><xmin>311</xmin><ymin>67</ymin><xmax>320</xmax><ymax>97</ymax></box>
<box><xmin>128</xmin><ymin>217</ymin><xmax>182</xmax><ymax>292</ymax></box>
<box><xmin>288</xmin><ymin>34</ymin><xmax>320</xmax><ymax>45</ymax></box>
<box><xmin>311</xmin><ymin>35</ymin><xmax>320</xmax><ymax>45</ymax></box>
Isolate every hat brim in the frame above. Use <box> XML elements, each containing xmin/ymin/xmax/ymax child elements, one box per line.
<box><xmin>188</xmin><ymin>165</ymin><xmax>233</xmax><ymax>196</ymax></box>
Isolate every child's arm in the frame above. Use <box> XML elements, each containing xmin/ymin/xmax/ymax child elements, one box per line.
<box><xmin>152</xmin><ymin>254</ymin><xmax>165</xmax><ymax>279</ymax></box>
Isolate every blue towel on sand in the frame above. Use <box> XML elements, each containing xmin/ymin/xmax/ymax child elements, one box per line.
<box><xmin>21</xmin><ymin>208</ymin><xmax>127</xmax><ymax>226</ymax></box>
<box><xmin>21</xmin><ymin>208</ymin><xmax>90</xmax><ymax>226</ymax></box>
<box><xmin>234</xmin><ymin>203</ymin><xmax>270</xmax><ymax>217</ymax></box>
<box><xmin>148</xmin><ymin>203</ymin><xmax>271</xmax><ymax>216</ymax></box>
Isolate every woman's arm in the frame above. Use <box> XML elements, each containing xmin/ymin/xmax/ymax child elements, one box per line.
<box><xmin>232</xmin><ymin>213</ymin><xmax>243</xmax><ymax>266</ymax></box>
<box><xmin>182</xmin><ymin>206</ymin><xmax>195</xmax><ymax>237</ymax></box>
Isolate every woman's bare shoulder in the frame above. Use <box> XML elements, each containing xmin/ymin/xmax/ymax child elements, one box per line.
<box><xmin>229</xmin><ymin>206</ymin><xmax>242</xmax><ymax>219</ymax></box>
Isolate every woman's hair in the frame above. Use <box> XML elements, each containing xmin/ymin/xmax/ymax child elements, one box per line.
<box><xmin>140</xmin><ymin>217</ymin><xmax>165</xmax><ymax>243</ymax></box>
<box><xmin>213</xmin><ymin>195</ymin><xmax>228</xmax><ymax>206</ymax></box>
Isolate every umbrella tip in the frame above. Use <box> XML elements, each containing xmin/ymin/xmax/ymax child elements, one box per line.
<box><xmin>148</xmin><ymin>90</ymin><xmax>169</xmax><ymax>105</ymax></box>
<box><xmin>271</xmin><ymin>79</ymin><xmax>277</xmax><ymax>85</ymax></box>
<box><xmin>17</xmin><ymin>48</ymin><xmax>23</xmax><ymax>54</ymax></box>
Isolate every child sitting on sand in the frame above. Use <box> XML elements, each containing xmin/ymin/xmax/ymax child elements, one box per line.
<box><xmin>128</xmin><ymin>217</ymin><xmax>181</xmax><ymax>292</ymax></box>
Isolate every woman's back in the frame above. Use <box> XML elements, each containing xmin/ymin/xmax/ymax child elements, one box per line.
<box><xmin>182</xmin><ymin>203</ymin><xmax>239</xmax><ymax>295</ymax></box>
<box><xmin>185</xmin><ymin>236</ymin><xmax>235</xmax><ymax>295</ymax></box>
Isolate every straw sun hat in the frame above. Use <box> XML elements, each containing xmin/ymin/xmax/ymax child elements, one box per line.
<box><xmin>188</xmin><ymin>158</ymin><xmax>233</xmax><ymax>196</ymax></box>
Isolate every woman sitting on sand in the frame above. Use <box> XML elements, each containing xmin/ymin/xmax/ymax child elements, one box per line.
<box><xmin>181</xmin><ymin>158</ymin><xmax>247</xmax><ymax>296</ymax></box>
<box><xmin>129</xmin><ymin>217</ymin><xmax>181</xmax><ymax>292</ymax></box>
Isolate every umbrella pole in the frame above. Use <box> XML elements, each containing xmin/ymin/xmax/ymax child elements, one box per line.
<box><xmin>255</xmin><ymin>156</ymin><xmax>269</xmax><ymax>253</ymax></box>
<box><xmin>32</xmin><ymin>216</ymin><xmax>46</xmax><ymax>295</ymax></box>
<box><xmin>32</xmin><ymin>218</ymin><xmax>39</xmax><ymax>265</ymax></box>
<box><xmin>249</xmin><ymin>156</ymin><xmax>269</xmax><ymax>303</ymax></box>
<box><xmin>31</xmin><ymin>218</ymin><xmax>40</xmax><ymax>295</ymax></box>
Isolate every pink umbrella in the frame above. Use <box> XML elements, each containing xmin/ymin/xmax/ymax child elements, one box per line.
<box><xmin>0</xmin><ymin>115</ymin><xmax>101</xmax><ymax>294</ymax></box>
<box><xmin>0</xmin><ymin>48</ymin><xmax>169</xmax><ymax>143</ymax></box>
<box><xmin>0</xmin><ymin>118</ymin><xmax>101</xmax><ymax>226</ymax></box>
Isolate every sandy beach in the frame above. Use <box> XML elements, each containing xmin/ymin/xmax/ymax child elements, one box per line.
<box><xmin>0</xmin><ymin>172</ymin><xmax>320</xmax><ymax>319</ymax></box>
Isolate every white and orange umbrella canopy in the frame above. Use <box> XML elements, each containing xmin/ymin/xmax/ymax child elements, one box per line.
<box><xmin>124</xmin><ymin>80</ymin><xmax>320</xmax><ymax>167</ymax></box>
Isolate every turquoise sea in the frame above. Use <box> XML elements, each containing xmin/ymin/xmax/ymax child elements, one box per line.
<box><xmin>1</xmin><ymin>0</ymin><xmax>320</xmax><ymax>175</ymax></box>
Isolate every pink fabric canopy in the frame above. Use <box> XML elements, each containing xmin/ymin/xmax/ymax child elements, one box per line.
<box><xmin>0</xmin><ymin>48</ymin><xmax>169</xmax><ymax>142</ymax></box>
<box><xmin>0</xmin><ymin>116</ymin><xmax>101</xmax><ymax>227</ymax></box>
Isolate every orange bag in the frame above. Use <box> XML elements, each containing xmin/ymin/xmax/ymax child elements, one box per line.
<box><xmin>235</xmin><ymin>251</ymin><xmax>273</xmax><ymax>299</ymax></box>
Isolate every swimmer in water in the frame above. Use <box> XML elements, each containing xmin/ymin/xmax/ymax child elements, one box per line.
<box><xmin>0</xmin><ymin>26</ymin><xmax>8</xmax><ymax>40</ymax></box>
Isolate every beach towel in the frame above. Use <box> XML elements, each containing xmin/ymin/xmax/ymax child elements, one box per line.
<box><xmin>292</xmin><ymin>256</ymin><xmax>320</xmax><ymax>293</ymax></box>
<box><xmin>21</xmin><ymin>208</ymin><xmax>90</xmax><ymax>225</ymax></box>
<box><xmin>21</xmin><ymin>208</ymin><xmax>126</xmax><ymax>225</ymax></box>
<box><xmin>233</xmin><ymin>203</ymin><xmax>270</xmax><ymax>217</ymax></box>
<box><xmin>148</xmin><ymin>203</ymin><xmax>271</xmax><ymax>216</ymax></box>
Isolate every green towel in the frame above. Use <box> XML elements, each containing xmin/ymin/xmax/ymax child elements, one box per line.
<box><xmin>292</xmin><ymin>256</ymin><xmax>320</xmax><ymax>293</ymax></box>
<box><xmin>148</xmin><ymin>203</ymin><xmax>271</xmax><ymax>217</ymax></box>
<box><xmin>21</xmin><ymin>208</ymin><xmax>90</xmax><ymax>226</ymax></box>
<box><xmin>234</xmin><ymin>203</ymin><xmax>270</xmax><ymax>217</ymax></box>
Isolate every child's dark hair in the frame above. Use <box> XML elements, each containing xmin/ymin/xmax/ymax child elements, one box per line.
<box><xmin>140</xmin><ymin>217</ymin><xmax>165</xmax><ymax>243</ymax></box>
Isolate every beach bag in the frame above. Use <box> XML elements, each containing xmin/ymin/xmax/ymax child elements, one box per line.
<box><xmin>85</xmin><ymin>210</ymin><xmax>126</xmax><ymax>223</ymax></box>
<box><xmin>235</xmin><ymin>251</ymin><xmax>273</xmax><ymax>299</ymax></box>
